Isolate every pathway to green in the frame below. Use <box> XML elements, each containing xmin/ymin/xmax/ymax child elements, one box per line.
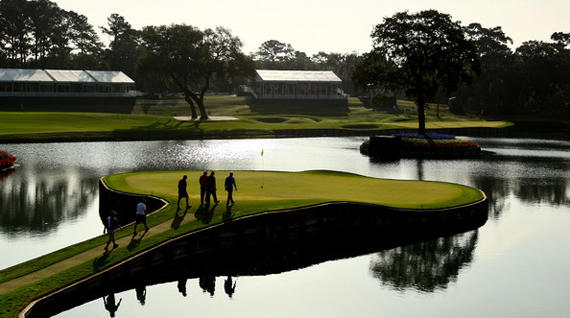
<box><xmin>0</xmin><ymin>170</ymin><xmax>484</xmax><ymax>317</ymax></box>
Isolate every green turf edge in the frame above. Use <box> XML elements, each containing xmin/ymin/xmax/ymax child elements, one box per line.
<box><xmin>0</xmin><ymin>170</ymin><xmax>484</xmax><ymax>317</ymax></box>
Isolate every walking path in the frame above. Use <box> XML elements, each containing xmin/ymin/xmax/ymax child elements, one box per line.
<box><xmin>0</xmin><ymin>208</ymin><xmax>195</xmax><ymax>295</ymax></box>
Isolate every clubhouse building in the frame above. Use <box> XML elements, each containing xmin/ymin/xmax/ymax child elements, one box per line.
<box><xmin>0</xmin><ymin>68</ymin><xmax>137</xmax><ymax>113</ymax></box>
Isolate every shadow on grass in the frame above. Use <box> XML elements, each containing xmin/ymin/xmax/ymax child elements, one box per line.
<box><xmin>222</xmin><ymin>205</ymin><xmax>233</xmax><ymax>223</ymax></box>
<box><xmin>194</xmin><ymin>203</ymin><xmax>218</xmax><ymax>224</ymax></box>
<box><xmin>248</xmin><ymin>101</ymin><xmax>349</xmax><ymax>116</ymax></box>
<box><xmin>171</xmin><ymin>207</ymin><xmax>189</xmax><ymax>229</ymax></box>
<box><xmin>92</xmin><ymin>252</ymin><xmax>110</xmax><ymax>271</ymax></box>
<box><xmin>127</xmin><ymin>230</ymin><xmax>148</xmax><ymax>251</ymax></box>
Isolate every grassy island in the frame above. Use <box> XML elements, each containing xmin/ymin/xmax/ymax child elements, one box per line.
<box><xmin>0</xmin><ymin>170</ymin><xmax>484</xmax><ymax>317</ymax></box>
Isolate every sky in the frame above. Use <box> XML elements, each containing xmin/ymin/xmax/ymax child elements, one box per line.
<box><xmin>53</xmin><ymin>0</ymin><xmax>569</xmax><ymax>56</ymax></box>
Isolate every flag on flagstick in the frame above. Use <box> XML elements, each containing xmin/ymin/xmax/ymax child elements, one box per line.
<box><xmin>261</xmin><ymin>148</ymin><xmax>264</xmax><ymax>189</ymax></box>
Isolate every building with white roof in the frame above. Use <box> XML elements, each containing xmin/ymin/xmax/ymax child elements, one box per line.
<box><xmin>0</xmin><ymin>68</ymin><xmax>135</xmax><ymax>95</ymax></box>
<box><xmin>246</xmin><ymin>69</ymin><xmax>346</xmax><ymax>101</ymax></box>
<box><xmin>0</xmin><ymin>68</ymin><xmax>137</xmax><ymax>113</ymax></box>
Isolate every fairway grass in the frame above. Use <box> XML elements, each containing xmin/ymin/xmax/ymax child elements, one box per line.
<box><xmin>0</xmin><ymin>97</ymin><xmax>511</xmax><ymax>143</ymax></box>
<box><xmin>0</xmin><ymin>170</ymin><xmax>484</xmax><ymax>317</ymax></box>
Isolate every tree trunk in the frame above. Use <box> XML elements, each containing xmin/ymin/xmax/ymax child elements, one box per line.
<box><xmin>183</xmin><ymin>95</ymin><xmax>198</xmax><ymax>119</ymax></box>
<box><xmin>417</xmin><ymin>96</ymin><xmax>426</xmax><ymax>135</ymax></box>
<box><xmin>197</xmin><ymin>77</ymin><xmax>210</xmax><ymax>120</ymax></box>
<box><xmin>197</xmin><ymin>97</ymin><xmax>208</xmax><ymax>120</ymax></box>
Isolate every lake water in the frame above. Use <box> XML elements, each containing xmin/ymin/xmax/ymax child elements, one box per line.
<box><xmin>0</xmin><ymin>136</ymin><xmax>569</xmax><ymax>317</ymax></box>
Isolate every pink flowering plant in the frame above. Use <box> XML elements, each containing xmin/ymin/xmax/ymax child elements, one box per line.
<box><xmin>0</xmin><ymin>150</ymin><xmax>17</xmax><ymax>169</ymax></box>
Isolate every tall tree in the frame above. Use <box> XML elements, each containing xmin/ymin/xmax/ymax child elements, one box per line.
<box><xmin>138</xmin><ymin>25</ymin><xmax>254</xmax><ymax>119</ymax></box>
<box><xmin>255</xmin><ymin>39</ymin><xmax>295</xmax><ymax>63</ymax></box>
<box><xmin>352</xmin><ymin>10</ymin><xmax>479</xmax><ymax>134</ymax></box>
<box><xmin>101</xmin><ymin>13</ymin><xmax>140</xmax><ymax>77</ymax></box>
<box><xmin>0</xmin><ymin>0</ymin><xmax>32</xmax><ymax>65</ymax></box>
<box><xmin>453</xmin><ymin>23</ymin><xmax>514</xmax><ymax>115</ymax></box>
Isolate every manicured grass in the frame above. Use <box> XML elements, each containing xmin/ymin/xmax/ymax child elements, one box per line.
<box><xmin>0</xmin><ymin>170</ymin><xmax>484</xmax><ymax>317</ymax></box>
<box><xmin>0</xmin><ymin>97</ymin><xmax>511</xmax><ymax>143</ymax></box>
<box><xmin>108</xmin><ymin>170</ymin><xmax>483</xmax><ymax>210</ymax></box>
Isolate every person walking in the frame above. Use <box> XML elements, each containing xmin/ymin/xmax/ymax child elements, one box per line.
<box><xmin>133</xmin><ymin>198</ymin><xmax>149</xmax><ymax>235</ymax></box>
<box><xmin>104</xmin><ymin>209</ymin><xmax>122</xmax><ymax>251</ymax></box>
<box><xmin>177</xmin><ymin>175</ymin><xmax>190</xmax><ymax>211</ymax></box>
<box><xmin>206</xmin><ymin>171</ymin><xmax>219</xmax><ymax>205</ymax></box>
<box><xmin>199</xmin><ymin>170</ymin><xmax>208</xmax><ymax>205</ymax></box>
<box><xmin>225</xmin><ymin>172</ymin><xmax>237</xmax><ymax>207</ymax></box>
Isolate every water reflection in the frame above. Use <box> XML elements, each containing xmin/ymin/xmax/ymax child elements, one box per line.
<box><xmin>370</xmin><ymin>231</ymin><xmax>478</xmax><ymax>292</ymax></box>
<box><xmin>102</xmin><ymin>294</ymin><xmax>121</xmax><ymax>318</ymax></box>
<box><xmin>0</xmin><ymin>167</ymin><xmax>98</xmax><ymax>236</ymax></box>
<box><xmin>513</xmin><ymin>177</ymin><xmax>569</xmax><ymax>206</ymax></box>
<box><xmin>224</xmin><ymin>276</ymin><xmax>237</xmax><ymax>298</ymax></box>
<box><xmin>469</xmin><ymin>175</ymin><xmax>510</xmax><ymax>219</ymax></box>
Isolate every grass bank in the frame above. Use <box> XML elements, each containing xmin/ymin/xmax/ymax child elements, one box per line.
<box><xmin>0</xmin><ymin>97</ymin><xmax>511</xmax><ymax>143</ymax></box>
<box><xmin>0</xmin><ymin>170</ymin><xmax>484</xmax><ymax>317</ymax></box>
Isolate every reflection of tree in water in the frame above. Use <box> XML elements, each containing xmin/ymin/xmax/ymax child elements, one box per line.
<box><xmin>514</xmin><ymin>177</ymin><xmax>569</xmax><ymax>206</ymax></box>
<box><xmin>369</xmin><ymin>231</ymin><xmax>478</xmax><ymax>292</ymax></box>
<box><xmin>0</xmin><ymin>170</ymin><xmax>98</xmax><ymax>235</ymax></box>
<box><xmin>470</xmin><ymin>175</ymin><xmax>510</xmax><ymax>219</ymax></box>
<box><xmin>470</xmin><ymin>174</ymin><xmax>570</xmax><ymax>220</ymax></box>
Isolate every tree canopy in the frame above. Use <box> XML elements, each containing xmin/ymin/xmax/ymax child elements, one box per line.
<box><xmin>353</xmin><ymin>10</ymin><xmax>479</xmax><ymax>133</ymax></box>
<box><xmin>137</xmin><ymin>25</ymin><xmax>254</xmax><ymax>119</ymax></box>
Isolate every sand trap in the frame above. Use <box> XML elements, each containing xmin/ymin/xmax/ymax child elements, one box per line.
<box><xmin>174</xmin><ymin>116</ymin><xmax>238</xmax><ymax>121</ymax></box>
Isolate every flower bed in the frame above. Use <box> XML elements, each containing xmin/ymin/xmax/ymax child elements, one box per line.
<box><xmin>392</xmin><ymin>132</ymin><xmax>456</xmax><ymax>140</ymax></box>
<box><xmin>360</xmin><ymin>134</ymin><xmax>481</xmax><ymax>159</ymax></box>
<box><xmin>399</xmin><ymin>137</ymin><xmax>479</xmax><ymax>149</ymax></box>
<box><xmin>0</xmin><ymin>150</ymin><xmax>17</xmax><ymax>170</ymax></box>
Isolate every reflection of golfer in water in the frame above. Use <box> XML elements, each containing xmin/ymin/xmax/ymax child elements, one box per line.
<box><xmin>103</xmin><ymin>293</ymin><xmax>121</xmax><ymax>317</ymax></box>
<box><xmin>136</xmin><ymin>285</ymin><xmax>146</xmax><ymax>305</ymax></box>
<box><xmin>178</xmin><ymin>278</ymin><xmax>187</xmax><ymax>297</ymax></box>
<box><xmin>199</xmin><ymin>275</ymin><xmax>216</xmax><ymax>296</ymax></box>
<box><xmin>224</xmin><ymin>276</ymin><xmax>237</xmax><ymax>298</ymax></box>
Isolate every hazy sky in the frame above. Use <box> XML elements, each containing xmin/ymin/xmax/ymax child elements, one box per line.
<box><xmin>54</xmin><ymin>0</ymin><xmax>569</xmax><ymax>55</ymax></box>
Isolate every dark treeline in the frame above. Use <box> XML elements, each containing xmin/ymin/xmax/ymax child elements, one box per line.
<box><xmin>453</xmin><ymin>24</ymin><xmax>570</xmax><ymax>118</ymax></box>
<box><xmin>0</xmin><ymin>0</ymin><xmax>104</xmax><ymax>70</ymax></box>
<box><xmin>1</xmin><ymin>0</ymin><xmax>568</xmax><ymax>118</ymax></box>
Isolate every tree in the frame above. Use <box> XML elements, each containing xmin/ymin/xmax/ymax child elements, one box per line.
<box><xmin>352</xmin><ymin>10</ymin><xmax>479</xmax><ymax>134</ymax></box>
<box><xmin>0</xmin><ymin>0</ymin><xmax>32</xmax><ymax>65</ymax></box>
<box><xmin>101</xmin><ymin>13</ymin><xmax>140</xmax><ymax>77</ymax></box>
<box><xmin>255</xmin><ymin>39</ymin><xmax>295</xmax><ymax>63</ymax></box>
<box><xmin>453</xmin><ymin>23</ymin><xmax>514</xmax><ymax>115</ymax></box>
<box><xmin>551</xmin><ymin>32</ymin><xmax>570</xmax><ymax>47</ymax></box>
<box><xmin>138</xmin><ymin>25</ymin><xmax>254</xmax><ymax>119</ymax></box>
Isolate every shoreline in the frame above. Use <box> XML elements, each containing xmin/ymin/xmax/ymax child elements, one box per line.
<box><xmin>2</xmin><ymin>123</ymin><xmax>567</xmax><ymax>145</ymax></box>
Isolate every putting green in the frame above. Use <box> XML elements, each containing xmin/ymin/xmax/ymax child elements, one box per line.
<box><xmin>105</xmin><ymin>170</ymin><xmax>484</xmax><ymax>210</ymax></box>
